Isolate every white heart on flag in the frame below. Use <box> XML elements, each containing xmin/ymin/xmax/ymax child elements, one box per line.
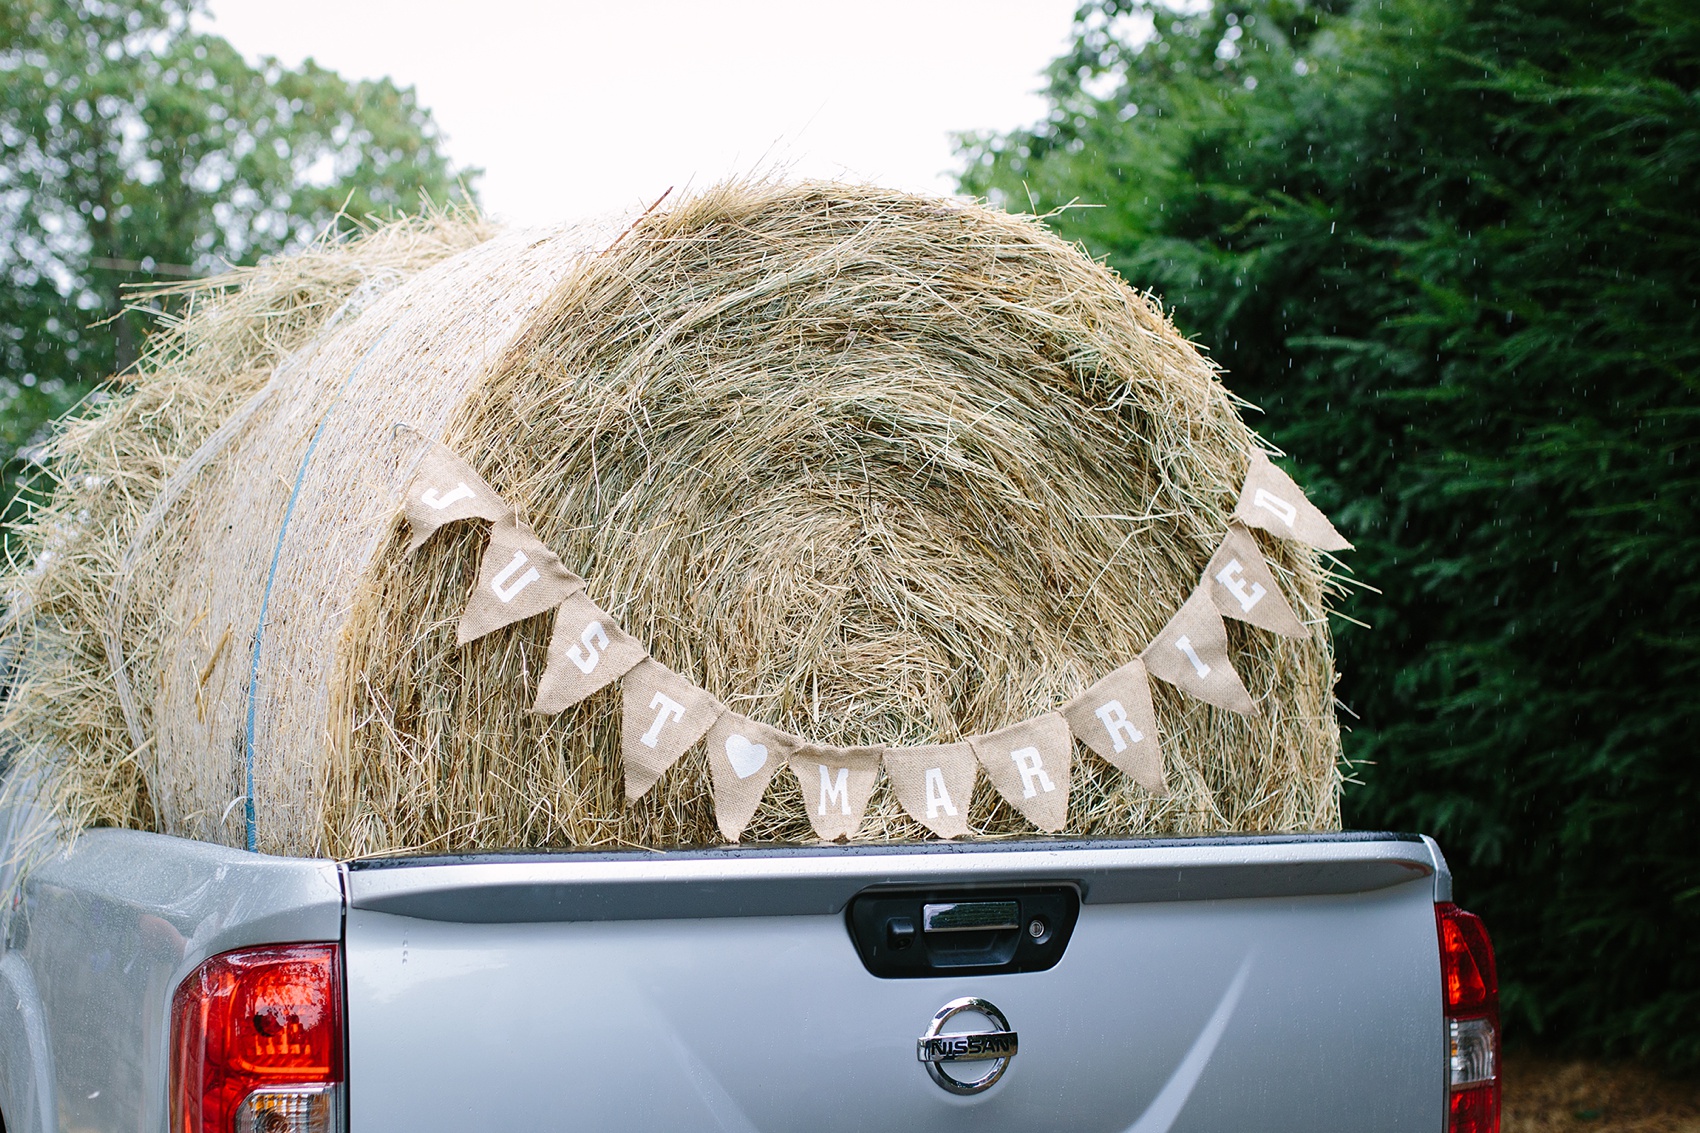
<box><xmin>726</xmin><ymin>734</ymin><xmax>768</xmax><ymax>779</ymax></box>
<box><xmin>703</xmin><ymin>713</ymin><xmax>796</xmax><ymax>842</ymax></box>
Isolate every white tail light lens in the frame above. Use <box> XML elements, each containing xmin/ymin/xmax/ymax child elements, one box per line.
<box><xmin>233</xmin><ymin>1085</ymin><xmax>341</xmax><ymax>1133</ymax></box>
<box><xmin>1448</xmin><ymin>1016</ymin><xmax>1497</xmax><ymax>1088</ymax></box>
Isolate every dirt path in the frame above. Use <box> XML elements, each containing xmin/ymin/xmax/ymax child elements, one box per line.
<box><xmin>1505</xmin><ymin>1051</ymin><xmax>1700</xmax><ymax>1132</ymax></box>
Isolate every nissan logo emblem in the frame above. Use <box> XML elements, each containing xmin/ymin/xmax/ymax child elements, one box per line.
<box><xmin>916</xmin><ymin>997</ymin><xmax>1019</xmax><ymax>1095</ymax></box>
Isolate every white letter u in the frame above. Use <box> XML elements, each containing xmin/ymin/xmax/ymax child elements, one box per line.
<box><xmin>491</xmin><ymin>551</ymin><xmax>540</xmax><ymax>603</ymax></box>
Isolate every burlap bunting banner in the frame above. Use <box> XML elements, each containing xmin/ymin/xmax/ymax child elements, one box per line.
<box><xmin>1204</xmin><ymin>523</ymin><xmax>1306</xmax><ymax>639</ymax></box>
<box><xmin>456</xmin><ymin>516</ymin><xmax>584</xmax><ymax>645</ymax></box>
<box><xmin>619</xmin><ymin>659</ymin><xmax>724</xmax><ymax>800</ymax></box>
<box><xmin>1060</xmin><ymin>659</ymin><xmax>1167</xmax><ymax>795</ymax></box>
<box><xmin>703</xmin><ymin>712</ymin><xmax>797</xmax><ymax>841</ymax></box>
<box><xmin>883</xmin><ymin>743</ymin><xmax>977</xmax><ymax>839</ymax></box>
<box><xmin>402</xmin><ymin>442</ymin><xmax>512</xmax><ymax>554</ymax></box>
<box><xmin>1233</xmin><ymin>449</ymin><xmax>1353</xmax><ymax>552</ymax></box>
<box><xmin>532</xmin><ymin>591</ymin><xmax>648</xmax><ymax>715</ymax></box>
<box><xmin>400</xmin><ymin>438</ymin><xmax>1357</xmax><ymax>842</ymax></box>
<box><xmin>968</xmin><ymin>712</ymin><xmax>1073</xmax><ymax>833</ymax></box>
<box><xmin>1143</xmin><ymin>583</ymin><xmax>1258</xmax><ymax>715</ymax></box>
<box><xmin>789</xmin><ymin>744</ymin><xmax>882</xmax><ymax>842</ymax></box>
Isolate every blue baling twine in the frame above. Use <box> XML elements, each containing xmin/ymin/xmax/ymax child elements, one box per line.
<box><xmin>244</xmin><ymin>328</ymin><xmax>394</xmax><ymax>852</ymax></box>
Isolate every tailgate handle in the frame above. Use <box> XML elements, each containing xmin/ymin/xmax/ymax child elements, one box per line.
<box><xmin>847</xmin><ymin>887</ymin><xmax>1080</xmax><ymax>978</ymax></box>
<box><xmin>922</xmin><ymin>901</ymin><xmax>1019</xmax><ymax>933</ymax></box>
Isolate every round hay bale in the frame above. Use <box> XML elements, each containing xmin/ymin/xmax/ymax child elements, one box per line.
<box><xmin>3</xmin><ymin>183</ymin><xmax>1346</xmax><ymax>858</ymax></box>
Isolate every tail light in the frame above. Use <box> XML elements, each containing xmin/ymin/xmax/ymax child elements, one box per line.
<box><xmin>1437</xmin><ymin>903</ymin><xmax>1499</xmax><ymax>1133</ymax></box>
<box><xmin>170</xmin><ymin>943</ymin><xmax>344</xmax><ymax>1133</ymax></box>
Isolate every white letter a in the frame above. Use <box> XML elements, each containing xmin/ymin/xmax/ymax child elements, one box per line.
<box><xmin>923</xmin><ymin>767</ymin><xmax>958</xmax><ymax>818</ymax></box>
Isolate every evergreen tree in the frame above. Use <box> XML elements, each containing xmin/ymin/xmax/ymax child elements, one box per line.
<box><xmin>962</xmin><ymin>0</ymin><xmax>1699</xmax><ymax>1067</ymax></box>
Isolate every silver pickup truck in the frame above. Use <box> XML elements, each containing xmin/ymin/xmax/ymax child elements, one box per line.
<box><xmin>0</xmin><ymin>782</ymin><xmax>1501</xmax><ymax>1133</ymax></box>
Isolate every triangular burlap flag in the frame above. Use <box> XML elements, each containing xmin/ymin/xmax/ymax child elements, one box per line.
<box><xmin>703</xmin><ymin>712</ymin><xmax>797</xmax><ymax>842</ymax></box>
<box><xmin>1204</xmin><ymin>523</ymin><xmax>1306</xmax><ymax>639</ymax></box>
<box><xmin>1232</xmin><ymin>448</ymin><xmax>1353</xmax><ymax>552</ymax></box>
<box><xmin>967</xmin><ymin>712</ymin><xmax>1073</xmax><ymax>833</ymax></box>
<box><xmin>883</xmin><ymin>743</ymin><xmax>977</xmax><ymax>839</ymax></box>
<box><xmin>531</xmin><ymin>592</ymin><xmax>647</xmax><ymax>714</ymax></box>
<box><xmin>788</xmin><ymin>744</ymin><xmax>882</xmax><ymax>842</ymax></box>
<box><xmin>456</xmin><ymin>517</ymin><xmax>584</xmax><ymax>645</ymax></box>
<box><xmin>1142</xmin><ymin>584</ymin><xmax>1258</xmax><ymax>715</ymax></box>
<box><xmin>620</xmin><ymin>659</ymin><xmax>724</xmax><ymax>800</ymax></box>
<box><xmin>1060</xmin><ymin>659</ymin><xmax>1167</xmax><ymax>795</ymax></box>
<box><xmin>402</xmin><ymin>442</ymin><xmax>511</xmax><ymax>554</ymax></box>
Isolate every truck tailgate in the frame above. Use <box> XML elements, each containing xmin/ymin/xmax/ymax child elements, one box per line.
<box><xmin>342</xmin><ymin>834</ymin><xmax>1445</xmax><ymax>1132</ymax></box>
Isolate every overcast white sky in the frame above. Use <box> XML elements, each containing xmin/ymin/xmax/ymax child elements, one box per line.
<box><xmin>201</xmin><ymin>1</ymin><xmax>1079</xmax><ymax>228</ymax></box>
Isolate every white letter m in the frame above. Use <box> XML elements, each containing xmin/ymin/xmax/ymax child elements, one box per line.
<box><xmin>818</xmin><ymin>765</ymin><xmax>850</xmax><ymax>815</ymax></box>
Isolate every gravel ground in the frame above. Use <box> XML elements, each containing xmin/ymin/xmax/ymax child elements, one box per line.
<box><xmin>1504</xmin><ymin>1051</ymin><xmax>1700</xmax><ymax>1132</ymax></box>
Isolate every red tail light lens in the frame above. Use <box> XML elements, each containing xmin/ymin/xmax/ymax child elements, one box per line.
<box><xmin>170</xmin><ymin>943</ymin><xmax>343</xmax><ymax>1133</ymax></box>
<box><xmin>1450</xmin><ymin>1079</ymin><xmax>1502</xmax><ymax>1133</ymax></box>
<box><xmin>1439</xmin><ymin>904</ymin><xmax>1497</xmax><ymax>1015</ymax></box>
<box><xmin>1437</xmin><ymin>903</ymin><xmax>1499</xmax><ymax>1133</ymax></box>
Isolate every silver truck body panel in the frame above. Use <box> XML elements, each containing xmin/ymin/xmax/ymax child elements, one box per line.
<box><xmin>344</xmin><ymin>836</ymin><xmax>1447</xmax><ymax>1133</ymax></box>
<box><xmin>0</xmin><ymin>952</ymin><xmax>55</xmax><ymax>1133</ymax></box>
<box><xmin>0</xmin><ymin>820</ymin><xmax>1452</xmax><ymax>1133</ymax></box>
<box><xmin>0</xmin><ymin>828</ymin><xmax>341</xmax><ymax>1133</ymax></box>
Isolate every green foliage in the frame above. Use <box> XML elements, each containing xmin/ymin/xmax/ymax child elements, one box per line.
<box><xmin>1</xmin><ymin>0</ymin><xmax>475</xmax><ymax>507</ymax></box>
<box><xmin>962</xmin><ymin>0</ymin><xmax>1700</xmax><ymax>1067</ymax></box>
